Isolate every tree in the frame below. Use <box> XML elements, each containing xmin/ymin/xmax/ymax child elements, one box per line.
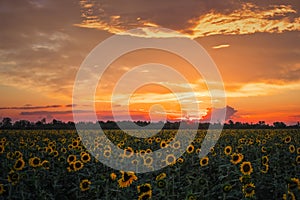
<box><xmin>2</xmin><ymin>117</ymin><xmax>12</xmax><ymax>128</ymax></box>
<box><xmin>273</xmin><ymin>122</ymin><xmax>286</xmax><ymax>128</ymax></box>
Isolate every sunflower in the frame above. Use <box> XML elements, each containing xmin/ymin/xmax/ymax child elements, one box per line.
<box><xmin>284</xmin><ymin>136</ymin><xmax>292</xmax><ymax>143</ymax></box>
<box><xmin>172</xmin><ymin>141</ymin><xmax>181</xmax><ymax>149</ymax></box>
<box><xmin>137</xmin><ymin>183</ymin><xmax>151</xmax><ymax>194</ymax></box>
<box><xmin>80</xmin><ymin>179</ymin><xmax>91</xmax><ymax>191</ymax></box>
<box><xmin>45</xmin><ymin>147</ymin><xmax>53</xmax><ymax>154</ymax></box>
<box><xmin>68</xmin><ymin>144</ymin><xmax>73</xmax><ymax>150</ymax></box>
<box><xmin>118</xmin><ymin>171</ymin><xmax>138</xmax><ymax>188</ymax></box>
<box><xmin>41</xmin><ymin>160</ymin><xmax>50</xmax><ymax>170</ymax></box>
<box><xmin>139</xmin><ymin>150</ymin><xmax>146</xmax><ymax>157</ymax></box>
<box><xmin>72</xmin><ymin>140</ymin><xmax>79</xmax><ymax>147</ymax></box>
<box><xmin>124</xmin><ymin>147</ymin><xmax>134</xmax><ymax>158</ymax></box>
<box><xmin>160</xmin><ymin>140</ymin><xmax>168</xmax><ymax>148</ymax></box>
<box><xmin>165</xmin><ymin>154</ymin><xmax>176</xmax><ymax>165</ymax></box>
<box><xmin>131</xmin><ymin>159</ymin><xmax>139</xmax><ymax>165</ymax></box>
<box><xmin>29</xmin><ymin>157</ymin><xmax>41</xmax><ymax>167</ymax></box>
<box><xmin>297</xmin><ymin>147</ymin><xmax>300</xmax><ymax>154</ymax></box>
<box><xmin>239</xmin><ymin>175</ymin><xmax>251</xmax><ymax>184</ymax></box>
<box><xmin>110</xmin><ymin>173</ymin><xmax>117</xmax><ymax>181</ymax></box>
<box><xmin>222</xmin><ymin>183</ymin><xmax>232</xmax><ymax>193</ymax></box>
<box><xmin>147</xmin><ymin>138</ymin><xmax>153</xmax><ymax>144</ymax></box>
<box><xmin>296</xmin><ymin>155</ymin><xmax>300</xmax><ymax>164</ymax></box>
<box><xmin>7</xmin><ymin>170</ymin><xmax>19</xmax><ymax>185</ymax></box>
<box><xmin>0</xmin><ymin>183</ymin><xmax>5</xmax><ymax>195</ymax></box>
<box><xmin>0</xmin><ymin>145</ymin><xmax>4</xmax><ymax>154</ymax></box>
<box><xmin>260</xmin><ymin>164</ymin><xmax>269</xmax><ymax>174</ymax></box>
<box><xmin>145</xmin><ymin>149</ymin><xmax>152</xmax><ymax>154</ymax></box>
<box><xmin>103</xmin><ymin>150</ymin><xmax>111</xmax><ymax>158</ymax></box>
<box><xmin>156</xmin><ymin>172</ymin><xmax>166</xmax><ymax>181</ymax></box>
<box><xmin>240</xmin><ymin>161</ymin><xmax>253</xmax><ymax>176</ymax></box>
<box><xmin>196</xmin><ymin>137</ymin><xmax>202</xmax><ymax>143</ymax></box>
<box><xmin>155</xmin><ymin>137</ymin><xmax>161</xmax><ymax>143</ymax></box>
<box><xmin>157</xmin><ymin>179</ymin><xmax>166</xmax><ymax>188</ymax></box>
<box><xmin>261</xmin><ymin>146</ymin><xmax>267</xmax><ymax>153</ymax></box>
<box><xmin>138</xmin><ymin>192</ymin><xmax>152</xmax><ymax>200</ymax></box>
<box><xmin>289</xmin><ymin>145</ymin><xmax>295</xmax><ymax>153</ymax></box>
<box><xmin>230</xmin><ymin>153</ymin><xmax>244</xmax><ymax>165</ymax></box>
<box><xmin>177</xmin><ymin>157</ymin><xmax>184</xmax><ymax>164</ymax></box>
<box><xmin>14</xmin><ymin>158</ymin><xmax>25</xmax><ymax>171</ymax></box>
<box><xmin>186</xmin><ymin>194</ymin><xmax>197</xmax><ymax>200</ymax></box>
<box><xmin>186</xmin><ymin>144</ymin><xmax>195</xmax><ymax>154</ymax></box>
<box><xmin>67</xmin><ymin>155</ymin><xmax>76</xmax><ymax>163</ymax></box>
<box><xmin>72</xmin><ymin>160</ymin><xmax>84</xmax><ymax>171</ymax></box>
<box><xmin>242</xmin><ymin>183</ymin><xmax>255</xmax><ymax>198</ymax></box>
<box><xmin>81</xmin><ymin>152</ymin><xmax>91</xmax><ymax>163</ymax></box>
<box><xmin>236</xmin><ymin>146</ymin><xmax>243</xmax><ymax>153</ymax></box>
<box><xmin>261</xmin><ymin>156</ymin><xmax>269</xmax><ymax>165</ymax></box>
<box><xmin>143</xmin><ymin>157</ymin><xmax>153</xmax><ymax>166</ymax></box>
<box><xmin>283</xmin><ymin>191</ymin><xmax>296</xmax><ymax>200</ymax></box>
<box><xmin>289</xmin><ymin>178</ymin><xmax>300</xmax><ymax>190</ymax></box>
<box><xmin>224</xmin><ymin>146</ymin><xmax>232</xmax><ymax>155</ymax></box>
<box><xmin>6</xmin><ymin>152</ymin><xmax>13</xmax><ymax>159</ymax></box>
<box><xmin>195</xmin><ymin>148</ymin><xmax>201</xmax><ymax>154</ymax></box>
<box><xmin>52</xmin><ymin>150</ymin><xmax>59</xmax><ymax>157</ymax></box>
<box><xmin>200</xmin><ymin>156</ymin><xmax>209</xmax><ymax>167</ymax></box>
<box><xmin>60</xmin><ymin>147</ymin><xmax>67</xmax><ymax>154</ymax></box>
<box><xmin>14</xmin><ymin>151</ymin><xmax>23</xmax><ymax>158</ymax></box>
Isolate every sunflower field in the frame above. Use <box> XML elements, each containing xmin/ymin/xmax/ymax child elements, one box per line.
<box><xmin>0</xmin><ymin>129</ymin><xmax>299</xmax><ymax>199</ymax></box>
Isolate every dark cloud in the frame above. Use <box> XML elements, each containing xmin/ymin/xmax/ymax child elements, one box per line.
<box><xmin>0</xmin><ymin>104</ymin><xmax>78</xmax><ymax>110</ymax></box>
<box><xmin>65</xmin><ymin>104</ymin><xmax>77</xmax><ymax>108</ymax></box>
<box><xmin>201</xmin><ymin>106</ymin><xmax>237</xmax><ymax>123</ymax></box>
<box><xmin>20</xmin><ymin>110</ymin><xmax>91</xmax><ymax>115</ymax></box>
<box><xmin>0</xmin><ymin>105</ymin><xmax>62</xmax><ymax>110</ymax></box>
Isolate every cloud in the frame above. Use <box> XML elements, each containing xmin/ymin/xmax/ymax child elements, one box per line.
<box><xmin>188</xmin><ymin>4</ymin><xmax>299</xmax><ymax>38</ymax></box>
<box><xmin>212</xmin><ymin>44</ymin><xmax>230</xmax><ymax>49</ymax></box>
<box><xmin>75</xmin><ymin>2</ymin><xmax>300</xmax><ymax>38</ymax></box>
<box><xmin>0</xmin><ymin>104</ymin><xmax>78</xmax><ymax>110</ymax></box>
<box><xmin>0</xmin><ymin>105</ymin><xmax>62</xmax><ymax>110</ymax></box>
<box><xmin>226</xmin><ymin>81</ymin><xmax>300</xmax><ymax>97</ymax></box>
<box><xmin>201</xmin><ymin>106</ymin><xmax>237</xmax><ymax>122</ymax></box>
<box><xmin>20</xmin><ymin>110</ymin><xmax>91</xmax><ymax>116</ymax></box>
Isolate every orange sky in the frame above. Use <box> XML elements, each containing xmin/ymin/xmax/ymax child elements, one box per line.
<box><xmin>0</xmin><ymin>0</ymin><xmax>299</xmax><ymax>125</ymax></box>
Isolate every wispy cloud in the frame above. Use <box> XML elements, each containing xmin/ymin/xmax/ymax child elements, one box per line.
<box><xmin>188</xmin><ymin>4</ymin><xmax>299</xmax><ymax>38</ymax></box>
<box><xmin>0</xmin><ymin>105</ymin><xmax>62</xmax><ymax>110</ymax></box>
<box><xmin>75</xmin><ymin>2</ymin><xmax>300</xmax><ymax>39</ymax></box>
<box><xmin>212</xmin><ymin>44</ymin><xmax>230</xmax><ymax>49</ymax></box>
<box><xmin>20</xmin><ymin>110</ymin><xmax>91</xmax><ymax>116</ymax></box>
<box><xmin>0</xmin><ymin>104</ymin><xmax>76</xmax><ymax>110</ymax></box>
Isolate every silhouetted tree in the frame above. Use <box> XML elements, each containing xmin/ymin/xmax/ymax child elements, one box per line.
<box><xmin>2</xmin><ymin>117</ymin><xmax>12</xmax><ymax>128</ymax></box>
<box><xmin>273</xmin><ymin>121</ymin><xmax>286</xmax><ymax>128</ymax></box>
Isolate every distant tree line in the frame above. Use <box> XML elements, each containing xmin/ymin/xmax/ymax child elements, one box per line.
<box><xmin>0</xmin><ymin>117</ymin><xmax>299</xmax><ymax>130</ymax></box>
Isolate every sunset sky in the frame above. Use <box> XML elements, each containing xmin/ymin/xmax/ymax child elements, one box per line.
<box><xmin>0</xmin><ymin>0</ymin><xmax>299</xmax><ymax>124</ymax></box>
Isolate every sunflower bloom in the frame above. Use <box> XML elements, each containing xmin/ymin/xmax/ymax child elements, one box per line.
<box><xmin>230</xmin><ymin>153</ymin><xmax>244</xmax><ymax>165</ymax></box>
<box><xmin>80</xmin><ymin>179</ymin><xmax>91</xmax><ymax>191</ymax></box>
<box><xmin>240</xmin><ymin>161</ymin><xmax>253</xmax><ymax>176</ymax></box>
<box><xmin>200</xmin><ymin>156</ymin><xmax>209</xmax><ymax>167</ymax></box>
<box><xmin>118</xmin><ymin>171</ymin><xmax>138</xmax><ymax>188</ymax></box>
<box><xmin>242</xmin><ymin>183</ymin><xmax>255</xmax><ymax>198</ymax></box>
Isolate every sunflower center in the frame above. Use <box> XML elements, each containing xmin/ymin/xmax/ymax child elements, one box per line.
<box><xmin>123</xmin><ymin>173</ymin><xmax>131</xmax><ymax>181</ymax></box>
<box><xmin>33</xmin><ymin>158</ymin><xmax>39</xmax><ymax>165</ymax></box>
<box><xmin>243</xmin><ymin>164</ymin><xmax>250</xmax><ymax>172</ymax></box>
<box><xmin>15</xmin><ymin>160</ymin><xmax>23</xmax><ymax>168</ymax></box>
